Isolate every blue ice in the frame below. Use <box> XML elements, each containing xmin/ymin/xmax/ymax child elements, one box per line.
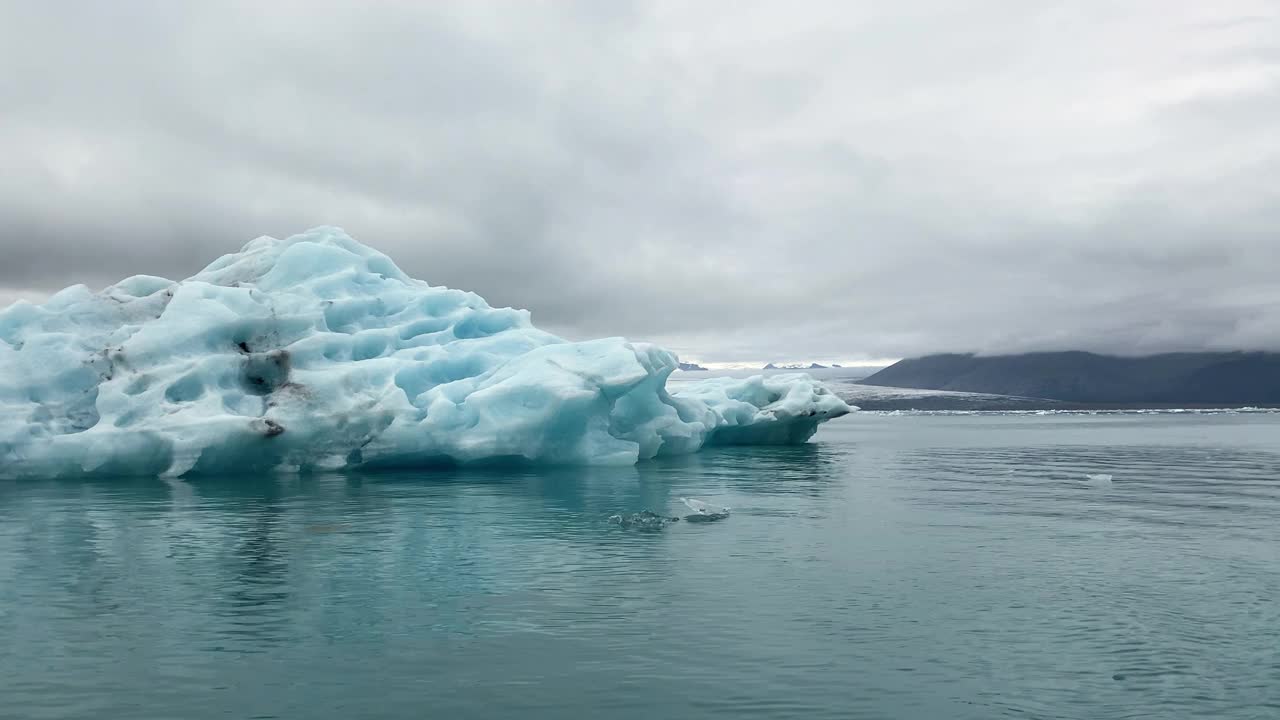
<box><xmin>0</xmin><ymin>227</ymin><xmax>853</xmax><ymax>478</ymax></box>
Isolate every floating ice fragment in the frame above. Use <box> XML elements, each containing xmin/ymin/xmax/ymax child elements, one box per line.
<box><xmin>680</xmin><ymin>497</ymin><xmax>729</xmax><ymax>514</ymax></box>
<box><xmin>680</xmin><ymin>497</ymin><xmax>731</xmax><ymax>521</ymax></box>
<box><xmin>608</xmin><ymin>510</ymin><xmax>679</xmax><ymax>530</ymax></box>
<box><xmin>684</xmin><ymin>512</ymin><xmax>730</xmax><ymax>523</ymax></box>
<box><xmin>1084</xmin><ymin>473</ymin><xmax>1113</xmax><ymax>483</ymax></box>
<box><xmin>0</xmin><ymin>227</ymin><xmax>853</xmax><ymax>478</ymax></box>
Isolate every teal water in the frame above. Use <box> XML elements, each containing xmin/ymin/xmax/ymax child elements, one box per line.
<box><xmin>2</xmin><ymin>412</ymin><xmax>1279</xmax><ymax>719</ymax></box>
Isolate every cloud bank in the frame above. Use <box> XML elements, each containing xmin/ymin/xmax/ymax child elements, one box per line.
<box><xmin>2</xmin><ymin>1</ymin><xmax>1277</xmax><ymax>363</ymax></box>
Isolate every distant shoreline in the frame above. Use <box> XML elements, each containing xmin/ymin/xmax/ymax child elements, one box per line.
<box><xmin>846</xmin><ymin>396</ymin><xmax>1280</xmax><ymax>412</ymax></box>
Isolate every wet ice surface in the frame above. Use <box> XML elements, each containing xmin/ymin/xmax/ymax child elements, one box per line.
<box><xmin>2</xmin><ymin>412</ymin><xmax>1280</xmax><ymax>719</ymax></box>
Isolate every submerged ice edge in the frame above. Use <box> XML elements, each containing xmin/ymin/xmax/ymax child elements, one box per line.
<box><xmin>0</xmin><ymin>227</ymin><xmax>854</xmax><ymax>479</ymax></box>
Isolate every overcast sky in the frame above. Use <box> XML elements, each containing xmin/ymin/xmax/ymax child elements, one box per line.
<box><xmin>1</xmin><ymin>1</ymin><xmax>1277</xmax><ymax>365</ymax></box>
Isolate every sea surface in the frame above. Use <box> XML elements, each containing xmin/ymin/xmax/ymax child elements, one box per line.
<box><xmin>3</xmin><ymin>411</ymin><xmax>1279</xmax><ymax>719</ymax></box>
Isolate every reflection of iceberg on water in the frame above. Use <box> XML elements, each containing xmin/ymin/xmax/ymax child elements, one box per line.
<box><xmin>1</xmin><ymin>227</ymin><xmax>854</xmax><ymax>479</ymax></box>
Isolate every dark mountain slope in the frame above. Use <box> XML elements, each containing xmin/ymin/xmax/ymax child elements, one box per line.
<box><xmin>861</xmin><ymin>351</ymin><xmax>1280</xmax><ymax>405</ymax></box>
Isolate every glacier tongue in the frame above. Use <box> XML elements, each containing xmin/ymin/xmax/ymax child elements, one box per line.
<box><xmin>0</xmin><ymin>227</ymin><xmax>853</xmax><ymax>478</ymax></box>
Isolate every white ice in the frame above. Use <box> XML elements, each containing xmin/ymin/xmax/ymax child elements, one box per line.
<box><xmin>680</xmin><ymin>497</ymin><xmax>730</xmax><ymax>515</ymax></box>
<box><xmin>0</xmin><ymin>227</ymin><xmax>853</xmax><ymax>478</ymax></box>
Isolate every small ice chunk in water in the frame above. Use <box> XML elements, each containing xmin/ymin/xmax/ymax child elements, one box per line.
<box><xmin>681</xmin><ymin>497</ymin><xmax>729</xmax><ymax>514</ymax></box>
<box><xmin>1084</xmin><ymin>473</ymin><xmax>1113</xmax><ymax>484</ymax></box>
<box><xmin>608</xmin><ymin>510</ymin><xmax>678</xmax><ymax>530</ymax></box>
<box><xmin>680</xmin><ymin>497</ymin><xmax>731</xmax><ymax>521</ymax></box>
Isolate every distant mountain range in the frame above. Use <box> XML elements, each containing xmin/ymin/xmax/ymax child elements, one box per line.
<box><xmin>861</xmin><ymin>351</ymin><xmax>1280</xmax><ymax>406</ymax></box>
<box><xmin>676</xmin><ymin>361</ymin><xmax>709</xmax><ymax>372</ymax></box>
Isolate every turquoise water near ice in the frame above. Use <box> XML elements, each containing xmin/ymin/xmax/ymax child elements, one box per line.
<box><xmin>2</xmin><ymin>412</ymin><xmax>1279</xmax><ymax>719</ymax></box>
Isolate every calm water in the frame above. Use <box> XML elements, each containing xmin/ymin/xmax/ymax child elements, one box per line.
<box><xmin>3</xmin><ymin>412</ymin><xmax>1279</xmax><ymax>719</ymax></box>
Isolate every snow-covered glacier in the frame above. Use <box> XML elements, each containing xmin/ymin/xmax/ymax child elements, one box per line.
<box><xmin>0</xmin><ymin>227</ymin><xmax>852</xmax><ymax>478</ymax></box>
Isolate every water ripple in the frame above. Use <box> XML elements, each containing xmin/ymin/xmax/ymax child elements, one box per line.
<box><xmin>1</xmin><ymin>414</ymin><xmax>1278</xmax><ymax>718</ymax></box>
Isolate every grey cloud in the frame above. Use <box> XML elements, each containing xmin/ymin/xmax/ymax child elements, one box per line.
<box><xmin>1</xmin><ymin>1</ymin><xmax>1277</xmax><ymax>364</ymax></box>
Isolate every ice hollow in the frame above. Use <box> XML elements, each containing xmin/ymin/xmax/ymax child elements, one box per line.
<box><xmin>0</xmin><ymin>227</ymin><xmax>853</xmax><ymax>478</ymax></box>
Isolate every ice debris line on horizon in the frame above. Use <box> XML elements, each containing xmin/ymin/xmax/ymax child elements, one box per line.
<box><xmin>0</xmin><ymin>227</ymin><xmax>854</xmax><ymax>478</ymax></box>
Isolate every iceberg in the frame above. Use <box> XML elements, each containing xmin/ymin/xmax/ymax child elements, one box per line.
<box><xmin>0</xmin><ymin>227</ymin><xmax>853</xmax><ymax>479</ymax></box>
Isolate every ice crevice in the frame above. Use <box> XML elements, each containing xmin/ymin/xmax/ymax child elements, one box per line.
<box><xmin>0</xmin><ymin>227</ymin><xmax>854</xmax><ymax>479</ymax></box>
